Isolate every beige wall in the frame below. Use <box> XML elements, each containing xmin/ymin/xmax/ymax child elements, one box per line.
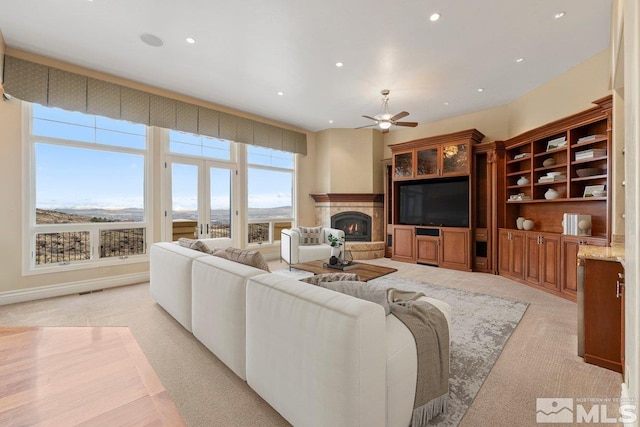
<box><xmin>314</xmin><ymin>128</ymin><xmax>384</xmax><ymax>194</ymax></box>
<box><xmin>0</xmin><ymin>29</ymin><xmax>5</xmax><ymax>83</ymax></box>
<box><xmin>383</xmin><ymin>105</ymin><xmax>510</xmax><ymax>157</ymax></box>
<box><xmin>507</xmin><ymin>49</ymin><xmax>611</xmax><ymax>136</ymax></box>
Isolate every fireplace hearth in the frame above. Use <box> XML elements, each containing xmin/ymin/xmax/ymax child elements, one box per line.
<box><xmin>331</xmin><ymin>211</ymin><xmax>372</xmax><ymax>242</ymax></box>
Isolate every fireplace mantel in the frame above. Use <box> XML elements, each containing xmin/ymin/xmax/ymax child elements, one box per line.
<box><xmin>310</xmin><ymin>193</ymin><xmax>384</xmax><ymax>203</ymax></box>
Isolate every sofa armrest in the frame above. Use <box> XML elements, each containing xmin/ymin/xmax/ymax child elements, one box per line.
<box><xmin>280</xmin><ymin>228</ymin><xmax>301</xmax><ymax>264</ymax></box>
<box><xmin>246</xmin><ymin>274</ymin><xmax>386</xmax><ymax>427</ymax></box>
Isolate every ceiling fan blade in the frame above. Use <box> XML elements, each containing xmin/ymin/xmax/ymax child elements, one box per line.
<box><xmin>355</xmin><ymin>124</ymin><xmax>376</xmax><ymax>129</ymax></box>
<box><xmin>390</xmin><ymin>111</ymin><xmax>409</xmax><ymax>121</ymax></box>
<box><xmin>362</xmin><ymin>115</ymin><xmax>379</xmax><ymax>121</ymax></box>
<box><xmin>395</xmin><ymin>121</ymin><xmax>418</xmax><ymax>127</ymax></box>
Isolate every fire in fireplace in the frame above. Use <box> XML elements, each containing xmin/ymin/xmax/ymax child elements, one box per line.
<box><xmin>331</xmin><ymin>211</ymin><xmax>372</xmax><ymax>242</ymax></box>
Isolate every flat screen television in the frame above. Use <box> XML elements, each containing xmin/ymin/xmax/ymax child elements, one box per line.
<box><xmin>398</xmin><ymin>177</ymin><xmax>469</xmax><ymax>227</ymax></box>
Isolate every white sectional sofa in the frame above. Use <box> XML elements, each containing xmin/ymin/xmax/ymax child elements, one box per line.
<box><xmin>149</xmin><ymin>241</ymin><xmax>451</xmax><ymax>427</ymax></box>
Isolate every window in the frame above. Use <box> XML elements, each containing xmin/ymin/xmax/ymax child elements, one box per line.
<box><xmin>246</xmin><ymin>146</ymin><xmax>294</xmax><ymax>245</ymax></box>
<box><xmin>26</xmin><ymin>104</ymin><xmax>149</xmax><ymax>272</ymax></box>
<box><xmin>169</xmin><ymin>130</ymin><xmax>231</xmax><ymax>160</ymax></box>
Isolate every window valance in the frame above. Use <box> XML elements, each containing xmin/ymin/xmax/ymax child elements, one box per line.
<box><xmin>2</xmin><ymin>55</ymin><xmax>307</xmax><ymax>155</ymax></box>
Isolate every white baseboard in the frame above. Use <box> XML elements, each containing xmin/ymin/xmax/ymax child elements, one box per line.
<box><xmin>0</xmin><ymin>272</ymin><xmax>149</xmax><ymax>306</ymax></box>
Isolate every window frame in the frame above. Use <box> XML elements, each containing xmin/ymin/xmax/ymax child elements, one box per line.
<box><xmin>245</xmin><ymin>145</ymin><xmax>295</xmax><ymax>247</ymax></box>
<box><xmin>22</xmin><ymin>103</ymin><xmax>153</xmax><ymax>275</ymax></box>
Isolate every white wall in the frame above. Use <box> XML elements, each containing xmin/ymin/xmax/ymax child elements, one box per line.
<box><xmin>622</xmin><ymin>0</ymin><xmax>640</xmax><ymax>410</ymax></box>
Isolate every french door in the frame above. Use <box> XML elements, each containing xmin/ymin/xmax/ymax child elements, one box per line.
<box><xmin>166</xmin><ymin>156</ymin><xmax>236</xmax><ymax>246</ymax></box>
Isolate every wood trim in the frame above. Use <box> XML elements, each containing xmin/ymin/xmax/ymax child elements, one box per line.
<box><xmin>309</xmin><ymin>193</ymin><xmax>384</xmax><ymax>203</ymax></box>
<box><xmin>388</xmin><ymin>128</ymin><xmax>485</xmax><ymax>151</ymax></box>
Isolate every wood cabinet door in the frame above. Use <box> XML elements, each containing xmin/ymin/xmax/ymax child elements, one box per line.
<box><xmin>524</xmin><ymin>233</ymin><xmax>541</xmax><ymax>285</ymax></box>
<box><xmin>540</xmin><ymin>233</ymin><xmax>561</xmax><ymax>290</ymax></box>
<box><xmin>416</xmin><ymin>236</ymin><xmax>439</xmax><ymax>265</ymax></box>
<box><xmin>441</xmin><ymin>142</ymin><xmax>470</xmax><ymax>176</ymax></box>
<box><xmin>561</xmin><ymin>237</ymin><xmax>580</xmax><ymax>295</ymax></box>
<box><xmin>392</xmin><ymin>150</ymin><xmax>414</xmax><ymax>180</ymax></box>
<box><xmin>510</xmin><ymin>231</ymin><xmax>526</xmax><ymax>280</ymax></box>
<box><xmin>440</xmin><ymin>228</ymin><xmax>470</xmax><ymax>270</ymax></box>
<box><xmin>415</xmin><ymin>146</ymin><xmax>439</xmax><ymax>178</ymax></box>
<box><xmin>498</xmin><ymin>229</ymin><xmax>511</xmax><ymax>275</ymax></box>
<box><xmin>391</xmin><ymin>226</ymin><xmax>415</xmax><ymax>262</ymax></box>
<box><xmin>584</xmin><ymin>259</ymin><xmax>624</xmax><ymax>373</ymax></box>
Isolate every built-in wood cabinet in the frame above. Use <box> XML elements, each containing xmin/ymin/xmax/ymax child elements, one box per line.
<box><xmin>391</xmin><ymin>225</ymin><xmax>415</xmax><ymax>262</ymax></box>
<box><xmin>388</xmin><ymin>130</ymin><xmax>484</xmax><ymax>272</ymax></box>
<box><xmin>440</xmin><ymin>228</ymin><xmax>471</xmax><ymax>270</ymax></box>
<box><xmin>498</xmin><ymin>96</ymin><xmax>612</xmax><ymax>301</ymax></box>
<box><xmin>561</xmin><ymin>236</ymin><xmax>607</xmax><ymax>297</ymax></box>
<box><xmin>524</xmin><ymin>232</ymin><xmax>561</xmax><ymax>291</ymax></box>
<box><xmin>392</xmin><ymin>130</ymin><xmax>482</xmax><ymax>180</ymax></box>
<box><xmin>583</xmin><ymin>258</ymin><xmax>625</xmax><ymax>373</ymax></box>
<box><xmin>498</xmin><ymin>229</ymin><xmax>526</xmax><ymax>280</ymax></box>
<box><xmin>416</xmin><ymin>234</ymin><xmax>439</xmax><ymax>265</ymax></box>
<box><xmin>391</xmin><ymin>225</ymin><xmax>472</xmax><ymax>270</ymax></box>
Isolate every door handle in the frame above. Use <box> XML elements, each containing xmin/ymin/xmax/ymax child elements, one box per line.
<box><xmin>616</xmin><ymin>281</ymin><xmax>623</xmax><ymax>298</ymax></box>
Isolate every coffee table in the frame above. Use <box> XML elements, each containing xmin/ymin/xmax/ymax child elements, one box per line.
<box><xmin>294</xmin><ymin>259</ymin><xmax>397</xmax><ymax>282</ymax></box>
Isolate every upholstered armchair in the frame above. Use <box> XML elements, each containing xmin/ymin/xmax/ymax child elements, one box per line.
<box><xmin>280</xmin><ymin>226</ymin><xmax>345</xmax><ymax>268</ymax></box>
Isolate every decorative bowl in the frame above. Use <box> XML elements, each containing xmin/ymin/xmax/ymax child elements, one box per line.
<box><xmin>547</xmin><ymin>171</ymin><xmax>562</xmax><ymax>177</ymax></box>
<box><xmin>542</xmin><ymin>158</ymin><xmax>556</xmax><ymax>167</ymax></box>
<box><xmin>576</xmin><ymin>167</ymin><xmax>601</xmax><ymax>177</ymax></box>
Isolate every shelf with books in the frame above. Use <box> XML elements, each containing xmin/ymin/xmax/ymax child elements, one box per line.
<box><xmin>501</xmin><ymin>96</ymin><xmax>611</xmax><ymax>242</ymax></box>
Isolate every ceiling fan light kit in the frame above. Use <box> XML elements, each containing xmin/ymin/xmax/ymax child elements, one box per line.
<box><xmin>358</xmin><ymin>89</ymin><xmax>418</xmax><ymax>133</ymax></box>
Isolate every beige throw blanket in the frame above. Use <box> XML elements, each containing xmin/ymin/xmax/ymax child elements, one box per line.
<box><xmin>388</xmin><ymin>289</ymin><xmax>450</xmax><ymax>426</ymax></box>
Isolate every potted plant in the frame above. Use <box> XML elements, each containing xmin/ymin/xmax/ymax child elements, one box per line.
<box><xmin>327</xmin><ymin>233</ymin><xmax>344</xmax><ymax>260</ymax></box>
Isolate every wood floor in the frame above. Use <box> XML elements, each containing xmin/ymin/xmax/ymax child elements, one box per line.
<box><xmin>0</xmin><ymin>327</ymin><xmax>185</xmax><ymax>426</ymax></box>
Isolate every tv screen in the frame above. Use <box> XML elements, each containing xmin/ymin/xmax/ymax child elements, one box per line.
<box><xmin>398</xmin><ymin>178</ymin><xmax>469</xmax><ymax>227</ymax></box>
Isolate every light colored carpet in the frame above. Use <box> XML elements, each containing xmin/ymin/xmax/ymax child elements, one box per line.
<box><xmin>275</xmin><ymin>268</ymin><xmax>529</xmax><ymax>426</ymax></box>
<box><xmin>0</xmin><ymin>258</ymin><xmax>624</xmax><ymax>426</ymax></box>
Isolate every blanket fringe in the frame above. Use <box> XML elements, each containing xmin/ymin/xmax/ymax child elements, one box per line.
<box><xmin>410</xmin><ymin>393</ymin><xmax>448</xmax><ymax>427</ymax></box>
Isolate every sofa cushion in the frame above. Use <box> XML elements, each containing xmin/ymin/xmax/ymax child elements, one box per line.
<box><xmin>178</xmin><ymin>237</ymin><xmax>213</xmax><ymax>254</ymax></box>
<box><xmin>318</xmin><ymin>280</ymin><xmax>391</xmax><ymax>316</ymax></box>
<box><xmin>223</xmin><ymin>247</ymin><xmax>270</xmax><ymax>272</ymax></box>
<box><xmin>298</xmin><ymin>225</ymin><xmax>322</xmax><ymax>245</ymax></box>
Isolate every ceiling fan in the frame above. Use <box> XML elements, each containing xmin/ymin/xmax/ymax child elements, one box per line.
<box><xmin>357</xmin><ymin>89</ymin><xmax>418</xmax><ymax>133</ymax></box>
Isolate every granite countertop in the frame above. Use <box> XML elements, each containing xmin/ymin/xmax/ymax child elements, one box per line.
<box><xmin>578</xmin><ymin>245</ymin><xmax>626</xmax><ymax>267</ymax></box>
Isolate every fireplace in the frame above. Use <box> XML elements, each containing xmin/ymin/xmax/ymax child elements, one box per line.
<box><xmin>331</xmin><ymin>212</ymin><xmax>372</xmax><ymax>242</ymax></box>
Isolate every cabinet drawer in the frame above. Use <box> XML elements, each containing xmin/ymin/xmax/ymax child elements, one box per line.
<box><xmin>475</xmin><ymin>228</ymin><xmax>488</xmax><ymax>241</ymax></box>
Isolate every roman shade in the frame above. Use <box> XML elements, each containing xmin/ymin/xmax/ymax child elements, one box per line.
<box><xmin>2</xmin><ymin>55</ymin><xmax>307</xmax><ymax>155</ymax></box>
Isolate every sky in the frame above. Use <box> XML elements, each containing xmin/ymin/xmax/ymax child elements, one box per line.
<box><xmin>33</xmin><ymin>105</ymin><xmax>293</xmax><ymax>211</ymax></box>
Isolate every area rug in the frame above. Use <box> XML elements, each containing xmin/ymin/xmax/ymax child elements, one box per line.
<box><xmin>274</xmin><ymin>270</ymin><xmax>529</xmax><ymax>426</ymax></box>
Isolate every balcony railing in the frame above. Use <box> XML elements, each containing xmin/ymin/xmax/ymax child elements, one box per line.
<box><xmin>247</xmin><ymin>219</ymin><xmax>292</xmax><ymax>245</ymax></box>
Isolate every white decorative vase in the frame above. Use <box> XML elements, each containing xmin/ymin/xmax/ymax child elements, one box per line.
<box><xmin>517</xmin><ymin>176</ymin><xmax>529</xmax><ymax>185</ymax></box>
<box><xmin>544</xmin><ymin>188</ymin><xmax>560</xmax><ymax>200</ymax></box>
<box><xmin>330</xmin><ymin>246</ymin><xmax>342</xmax><ymax>259</ymax></box>
<box><xmin>578</xmin><ymin>219</ymin><xmax>592</xmax><ymax>236</ymax></box>
<box><xmin>523</xmin><ymin>219</ymin><xmax>535</xmax><ymax>231</ymax></box>
<box><xmin>516</xmin><ymin>217</ymin><xmax>525</xmax><ymax>230</ymax></box>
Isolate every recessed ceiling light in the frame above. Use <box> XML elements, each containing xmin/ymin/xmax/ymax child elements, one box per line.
<box><xmin>186</xmin><ymin>37</ymin><xmax>196</xmax><ymax>44</ymax></box>
<box><xmin>329</xmin><ymin>120</ymin><xmax>334</xmax><ymax>124</ymax></box>
<box><xmin>477</xmin><ymin>88</ymin><xmax>484</xmax><ymax>92</ymax></box>
<box><xmin>335</xmin><ymin>62</ymin><xmax>344</xmax><ymax>67</ymax></box>
<box><xmin>140</xmin><ymin>33</ymin><xmax>164</xmax><ymax>47</ymax></box>
<box><xmin>444</xmin><ymin>102</ymin><xmax>450</xmax><ymax>106</ymax></box>
<box><xmin>516</xmin><ymin>57</ymin><xmax>524</xmax><ymax>63</ymax></box>
<box><xmin>554</xmin><ymin>11</ymin><xmax>565</xmax><ymax>19</ymax></box>
<box><xmin>430</xmin><ymin>13</ymin><xmax>441</xmax><ymax>22</ymax></box>
<box><xmin>277</xmin><ymin>91</ymin><xmax>284</xmax><ymax>96</ymax></box>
